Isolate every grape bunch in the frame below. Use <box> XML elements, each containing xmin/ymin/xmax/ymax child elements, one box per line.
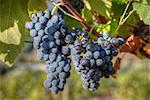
<box><xmin>65</xmin><ymin>29</ymin><xmax>103</xmax><ymax>91</ymax></box>
<box><xmin>64</xmin><ymin>29</ymin><xmax>124</xmax><ymax>91</ymax></box>
<box><xmin>25</xmin><ymin>0</ymin><xmax>124</xmax><ymax>94</ymax></box>
<box><xmin>96</xmin><ymin>32</ymin><xmax>124</xmax><ymax>78</ymax></box>
<box><xmin>25</xmin><ymin>2</ymin><xmax>72</xmax><ymax>93</ymax></box>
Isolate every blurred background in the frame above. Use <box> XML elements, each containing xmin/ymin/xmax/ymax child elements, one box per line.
<box><xmin>0</xmin><ymin>44</ymin><xmax>150</xmax><ymax>100</ymax></box>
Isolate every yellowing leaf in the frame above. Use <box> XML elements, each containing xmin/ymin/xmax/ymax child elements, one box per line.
<box><xmin>0</xmin><ymin>0</ymin><xmax>29</xmax><ymax>66</ymax></box>
<box><xmin>0</xmin><ymin>22</ymin><xmax>21</xmax><ymax>45</ymax></box>
<box><xmin>84</xmin><ymin>0</ymin><xmax>91</xmax><ymax>10</ymax></box>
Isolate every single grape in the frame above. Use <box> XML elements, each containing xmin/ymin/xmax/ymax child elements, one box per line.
<box><xmin>44</xmin><ymin>79</ymin><xmax>52</xmax><ymax>89</ymax></box>
<box><xmin>49</xmin><ymin>53</ymin><xmax>57</xmax><ymax>62</ymax></box>
<box><xmin>81</xmin><ymin>58</ymin><xmax>90</xmax><ymax>66</ymax></box>
<box><xmin>93</xmin><ymin>51</ymin><xmax>100</xmax><ymax>59</ymax></box>
<box><xmin>37</xmin><ymin>11</ymin><xmax>43</xmax><ymax>17</ymax></box>
<box><xmin>51</xmin><ymin>15</ymin><xmax>59</xmax><ymax>23</ymax></box>
<box><xmin>39</xmin><ymin>16</ymin><xmax>47</xmax><ymax>24</ymax></box>
<box><xmin>48</xmin><ymin>73</ymin><xmax>55</xmax><ymax>81</ymax></box>
<box><xmin>35</xmin><ymin>22</ymin><xmax>42</xmax><ymax>31</ymax></box>
<box><xmin>54</xmin><ymin>31</ymin><xmax>61</xmax><ymax>39</ymax></box>
<box><xmin>58</xmin><ymin>61</ymin><xmax>66</xmax><ymax>68</ymax></box>
<box><xmin>103</xmin><ymin>32</ymin><xmax>109</xmax><ymax>39</ymax></box>
<box><xmin>31</xmin><ymin>14</ymin><xmax>38</xmax><ymax>23</ymax></box>
<box><xmin>63</xmin><ymin>64</ymin><xmax>71</xmax><ymax>72</ymax></box>
<box><xmin>50</xmin><ymin>86</ymin><xmax>59</xmax><ymax>94</ymax></box>
<box><xmin>62</xmin><ymin>46</ymin><xmax>70</xmax><ymax>56</ymax></box>
<box><xmin>25</xmin><ymin>21</ymin><xmax>34</xmax><ymax>29</ymax></box>
<box><xmin>30</xmin><ymin>29</ymin><xmax>37</xmax><ymax>37</ymax></box>
<box><xmin>38</xmin><ymin>29</ymin><xmax>45</xmax><ymax>36</ymax></box>
<box><xmin>96</xmin><ymin>59</ymin><xmax>104</xmax><ymax>66</ymax></box>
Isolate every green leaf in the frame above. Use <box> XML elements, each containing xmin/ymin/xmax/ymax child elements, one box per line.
<box><xmin>0</xmin><ymin>0</ymin><xmax>29</xmax><ymax>66</ymax></box>
<box><xmin>126</xmin><ymin>12</ymin><xmax>140</xmax><ymax>26</ymax></box>
<box><xmin>82</xmin><ymin>8</ymin><xmax>93</xmax><ymax>24</ymax></box>
<box><xmin>114</xmin><ymin>0</ymin><xmax>129</xmax><ymax>4</ymax></box>
<box><xmin>0</xmin><ymin>42</ymin><xmax>24</xmax><ymax>66</ymax></box>
<box><xmin>86</xmin><ymin>0</ymin><xmax>111</xmax><ymax>17</ymax></box>
<box><xmin>28</xmin><ymin>0</ymin><xmax>47</xmax><ymax>12</ymax></box>
<box><xmin>118</xmin><ymin>25</ymin><xmax>131</xmax><ymax>38</ymax></box>
<box><xmin>111</xmin><ymin>1</ymin><xmax>126</xmax><ymax>18</ymax></box>
<box><xmin>0</xmin><ymin>0</ymin><xmax>29</xmax><ymax>44</ymax></box>
<box><xmin>110</xmin><ymin>19</ymin><xmax>131</xmax><ymax>38</ymax></box>
<box><xmin>110</xmin><ymin>1</ymin><xmax>140</xmax><ymax>38</ymax></box>
<box><xmin>133</xmin><ymin>1</ymin><xmax>150</xmax><ymax>24</ymax></box>
<box><xmin>64</xmin><ymin>16</ymin><xmax>83</xmax><ymax>31</ymax></box>
<box><xmin>110</xmin><ymin>19</ymin><xmax>119</xmax><ymax>34</ymax></box>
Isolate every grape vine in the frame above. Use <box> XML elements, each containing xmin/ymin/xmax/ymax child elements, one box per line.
<box><xmin>25</xmin><ymin>0</ymin><xmax>150</xmax><ymax>94</ymax></box>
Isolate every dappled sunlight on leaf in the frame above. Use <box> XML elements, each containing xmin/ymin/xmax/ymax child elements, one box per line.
<box><xmin>0</xmin><ymin>22</ymin><xmax>21</xmax><ymax>45</ymax></box>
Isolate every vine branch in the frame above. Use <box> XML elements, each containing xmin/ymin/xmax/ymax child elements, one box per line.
<box><xmin>113</xmin><ymin>0</ymin><xmax>134</xmax><ymax>37</ymax></box>
<box><xmin>119</xmin><ymin>1</ymin><xmax>131</xmax><ymax>25</ymax></box>
<box><xmin>52</xmin><ymin>2</ymin><xmax>79</xmax><ymax>20</ymax></box>
<box><xmin>60</xmin><ymin>0</ymin><xmax>99</xmax><ymax>36</ymax></box>
<box><xmin>121</xmin><ymin>10</ymin><xmax>134</xmax><ymax>25</ymax></box>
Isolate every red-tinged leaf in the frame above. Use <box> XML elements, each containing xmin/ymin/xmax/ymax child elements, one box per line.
<box><xmin>119</xmin><ymin>44</ymin><xmax>131</xmax><ymax>52</ymax></box>
<box><xmin>139</xmin><ymin>43</ymin><xmax>150</xmax><ymax>58</ymax></box>
<box><xmin>143</xmin><ymin>44</ymin><xmax>150</xmax><ymax>55</ymax></box>
<box><xmin>119</xmin><ymin>35</ymin><xmax>143</xmax><ymax>54</ymax></box>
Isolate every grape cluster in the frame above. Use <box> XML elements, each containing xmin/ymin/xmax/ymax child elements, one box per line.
<box><xmin>25</xmin><ymin>0</ymin><xmax>124</xmax><ymax>94</ymax></box>
<box><xmin>65</xmin><ymin>29</ymin><xmax>124</xmax><ymax>91</ymax></box>
<box><xmin>96</xmin><ymin>32</ymin><xmax>124</xmax><ymax>78</ymax></box>
<box><xmin>25</xmin><ymin>2</ymin><xmax>72</xmax><ymax>93</ymax></box>
<box><xmin>65</xmin><ymin>29</ymin><xmax>101</xmax><ymax>91</ymax></box>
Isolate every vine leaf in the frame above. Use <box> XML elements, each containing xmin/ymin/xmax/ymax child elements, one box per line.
<box><xmin>114</xmin><ymin>35</ymin><xmax>146</xmax><ymax>73</ymax></box>
<box><xmin>28</xmin><ymin>0</ymin><xmax>47</xmax><ymax>16</ymax></box>
<box><xmin>64</xmin><ymin>16</ymin><xmax>83</xmax><ymax>31</ymax></box>
<box><xmin>119</xmin><ymin>35</ymin><xmax>143</xmax><ymax>54</ymax></box>
<box><xmin>113</xmin><ymin>0</ymin><xmax>128</xmax><ymax>4</ymax></box>
<box><xmin>111</xmin><ymin>1</ymin><xmax>126</xmax><ymax>18</ymax></box>
<box><xmin>82</xmin><ymin>7</ymin><xmax>93</xmax><ymax>24</ymax></box>
<box><xmin>86</xmin><ymin>0</ymin><xmax>111</xmax><ymax>17</ymax></box>
<box><xmin>0</xmin><ymin>0</ymin><xmax>29</xmax><ymax>45</ymax></box>
<box><xmin>133</xmin><ymin>2</ymin><xmax>150</xmax><ymax>25</ymax></box>
<box><xmin>28</xmin><ymin>0</ymin><xmax>47</xmax><ymax>12</ymax></box>
<box><xmin>0</xmin><ymin>0</ymin><xmax>29</xmax><ymax>66</ymax></box>
<box><xmin>0</xmin><ymin>22</ymin><xmax>21</xmax><ymax>45</ymax></box>
<box><xmin>142</xmin><ymin>44</ymin><xmax>150</xmax><ymax>58</ymax></box>
<box><xmin>110</xmin><ymin>0</ymin><xmax>141</xmax><ymax>38</ymax></box>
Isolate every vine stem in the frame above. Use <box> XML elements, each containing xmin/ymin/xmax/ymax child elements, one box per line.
<box><xmin>113</xmin><ymin>0</ymin><xmax>133</xmax><ymax>36</ymax></box>
<box><xmin>60</xmin><ymin>0</ymin><xmax>99</xmax><ymax>36</ymax></box>
<box><xmin>121</xmin><ymin>10</ymin><xmax>134</xmax><ymax>25</ymax></box>
<box><xmin>88</xmin><ymin>24</ymin><xmax>96</xmax><ymax>38</ymax></box>
<box><xmin>119</xmin><ymin>1</ymin><xmax>131</xmax><ymax>25</ymax></box>
<box><xmin>52</xmin><ymin>2</ymin><xmax>79</xmax><ymax>20</ymax></box>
